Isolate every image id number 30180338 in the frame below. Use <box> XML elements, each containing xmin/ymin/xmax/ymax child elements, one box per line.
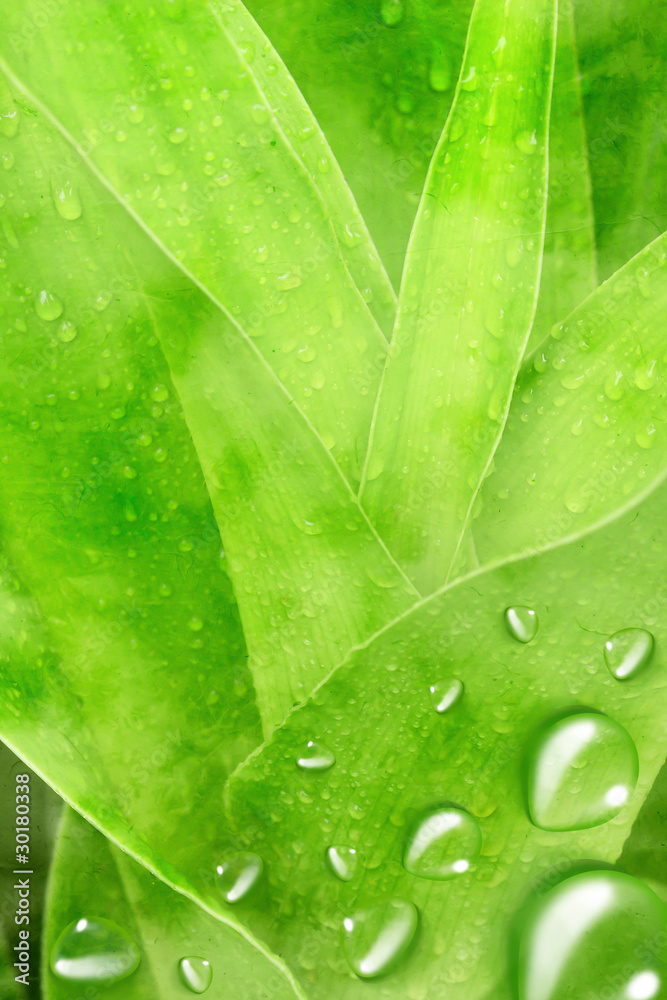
<box><xmin>14</xmin><ymin>772</ymin><xmax>31</xmax><ymax>986</ymax></box>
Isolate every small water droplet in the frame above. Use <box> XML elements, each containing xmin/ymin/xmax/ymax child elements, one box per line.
<box><xmin>515</xmin><ymin>130</ymin><xmax>538</xmax><ymax>154</ymax></box>
<box><xmin>403</xmin><ymin>805</ymin><xmax>481</xmax><ymax>880</ymax></box>
<box><xmin>326</xmin><ymin>845</ymin><xmax>358</xmax><ymax>882</ymax></box>
<box><xmin>57</xmin><ymin>320</ymin><xmax>78</xmax><ymax>343</ymax></box>
<box><xmin>169</xmin><ymin>127</ymin><xmax>188</xmax><ymax>145</ymax></box>
<box><xmin>381</xmin><ymin>0</ymin><xmax>404</xmax><ymax>27</ymax></box>
<box><xmin>93</xmin><ymin>290</ymin><xmax>113</xmax><ymax>312</ymax></box>
<box><xmin>0</xmin><ymin>110</ymin><xmax>19</xmax><ymax>138</ymax></box>
<box><xmin>127</xmin><ymin>103</ymin><xmax>145</xmax><ymax>124</ymax></box>
<box><xmin>505</xmin><ymin>606</ymin><xmax>538</xmax><ymax>643</ymax></box>
<box><xmin>216</xmin><ymin>853</ymin><xmax>263</xmax><ymax>903</ymax></box>
<box><xmin>429</xmin><ymin>678</ymin><xmax>464</xmax><ymax>713</ymax></box>
<box><xmin>275</xmin><ymin>271</ymin><xmax>301</xmax><ymax>290</ymax></box>
<box><xmin>525</xmin><ymin>711</ymin><xmax>638</xmax><ymax>831</ymax></box>
<box><xmin>50</xmin><ymin>918</ymin><xmax>140</xmax><ymax>983</ymax></box>
<box><xmin>491</xmin><ymin>36</ymin><xmax>507</xmax><ymax>67</ymax></box>
<box><xmin>341</xmin><ymin>899</ymin><xmax>418</xmax><ymax>979</ymax></box>
<box><xmin>35</xmin><ymin>290</ymin><xmax>64</xmax><ymax>321</ymax></box>
<box><xmin>150</xmin><ymin>383</ymin><xmax>169</xmax><ymax>402</ymax></box>
<box><xmin>460</xmin><ymin>66</ymin><xmax>478</xmax><ymax>91</ymax></box>
<box><xmin>179</xmin><ymin>957</ymin><xmax>212</xmax><ymax>994</ymax></box>
<box><xmin>516</xmin><ymin>870</ymin><xmax>667</xmax><ymax>1000</ymax></box>
<box><xmin>428</xmin><ymin>42</ymin><xmax>451</xmax><ymax>92</ymax></box>
<box><xmin>296</xmin><ymin>740</ymin><xmax>335</xmax><ymax>771</ymax></box>
<box><xmin>604</xmin><ymin>628</ymin><xmax>654</xmax><ymax>680</ymax></box>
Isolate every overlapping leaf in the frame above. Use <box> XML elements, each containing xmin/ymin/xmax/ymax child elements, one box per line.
<box><xmin>225</xmin><ymin>480</ymin><xmax>667</xmax><ymax>1000</ymax></box>
<box><xmin>44</xmin><ymin>809</ymin><xmax>303</xmax><ymax>1000</ymax></box>
<box><xmin>359</xmin><ymin>0</ymin><xmax>557</xmax><ymax>592</ymax></box>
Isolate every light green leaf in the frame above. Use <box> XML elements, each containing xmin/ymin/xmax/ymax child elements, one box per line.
<box><xmin>0</xmin><ymin>0</ymin><xmax>395</xmax><ymax>483</ymax></box>
<box><xmin>527</xmin><ymin>0</ymin><xmax>597</xmax><ymax>352</ymax></box>
<box><xmin>0</xmin><ymin>63</ymin><xmax>417</xmax><ymax>740</ymax></box>
<box><xmin>44</xmin><ymin>808</ymin><xmax>303</xmax><ymax>1000</ymax></box>
<box><xmin>475</xmin><ymin>231</ymin><xmax>667</xmax><ymax>565</ymax></box>
<box><xmin>359</xmin><ymin>0</ymin><xmax>557</xmax><ymax>592</ymax></box>
<box><xmin>226</xmin><ymin>480</ymin><xmax>667</xmax><ymax>1000</ymax></box>
<box><xmin>0</xmin><ymin>935</ymin><xmax>20</xmax><ymax>1000</ymax></box>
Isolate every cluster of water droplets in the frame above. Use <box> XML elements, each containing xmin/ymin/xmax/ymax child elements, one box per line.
<box><xmin>47</xmin><ymin>603</ymin><xmax>659</xmax><ymax>990</ymax></box>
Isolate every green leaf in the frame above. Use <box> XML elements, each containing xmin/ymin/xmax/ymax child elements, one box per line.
<box><xmin>0</xmin><ymin>0</ymin><xmax>395</xmax><ymax>482</ymax></box>
<box><xmin>359</xmin><ymin>0</ymin><xmax>557</xmax><ymax>592</ymax></box>
<box><xmin>0</xmin><ymin>934</ymin><xmax>20</xmax><ymax>1000</ymax></box>
<box><xmin>0</xmin><ymin>60</ymin><xmax>417</xmax><ymax>741</ymax></box>
<box><xmin>475</xmin><ymin>231</ymin><xmax>667</xmax><ymax>565</ymax></box>
<box><xmin>225</xmin><ymin>479</ymin><xmax>667</xmax><ymax>999</ymax></box>
<box><xmin>526</xmin><ymin>0</ymin><xmax>597</xmax><ymax>352</ymax></box>
<box><xmin>43</xmin><ymin>808</ymin><xmax>303</xmax><ymax>1000</ymax></box>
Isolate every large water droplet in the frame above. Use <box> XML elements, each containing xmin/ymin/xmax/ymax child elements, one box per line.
<box><xmin>505</xmin><ymin>606</ymin><xmax>538</xmax><ymax>643</ymax></box>
<box><xmin>216</xmin><ymin>853</ymin><xmax>263</xmax><ymax>903</ymax></box>
<box><xmin>516</xmin><ymin>870</ymin><xmax>667</xmax><ymax>1000</ymax></box>
<box><xmin>35</xmin><ymin>290</ymin><xmax>64</xmax><ymax>321</ymax></box>
<box><xmin>179</xmin><ymin>957</ymin><xmax>212</xmax><ymax>994</ymax></box>
<box><xmin>53</xmin><ymin>181</ymin><xmax>82</xmax><ymax>220</ymax></box>
<box><xmin>381</xmin><ymin>0</ymin><xmax>404</xmax><ymax>26</ymax></box>
<box><xmin>526</xmin><ymin>711</ymin><xmax>638</xmax><ymax>831</ymax></box>
<box><xmin>50</xmin><ymin>918</ymin><xmax>140</xmax><ymax>983</ymax></box>
<box><xmin>429</xmin><ymin>678</ymin><xmax>464</xmax><ymax>713</ymax></box>
<box><xmin>403</xmin><ymin>805</ymin><xmax>481</xmax><ymax>880</ymax></box>
<box><xmin>326</xmin><ymin>845</ymin><xmax>358</xmax><ymax>882</ymax></box>
<box><xmin>0</xmin><ymin>110</ymin><xmax>19</xmax><ymax>138</ymax></box>
<box><xmin>341</xmin><ymin>899</ymin><xmax>418</xmax><ymax>979</ymax></box>
<box><xmin>296</xmin><ymin>740</ymin><xmax>335</xmax><ymax>771</ymax></box>
<box><xmin>604</xmin><ymin>628</ymin><xmax>654</xmax><ymax>680</ymax></box>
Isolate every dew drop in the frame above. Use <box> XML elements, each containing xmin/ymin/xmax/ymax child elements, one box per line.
<box><xmin>381</xmin><ymin>0</ymin><xmax>404</xmax><ymax>27</ymax></box>
<box><xmin>216</xmin><ymin>853</ymin><xmax>263</xmax><ymax>903</ymax></box>
<box><xmin>341</xmin><ymin>899</ymin><xmax>418</xmax><ymax>979</ymax></box>
<box><xmin>525</xmin><ymin>711</ymin><xmax>638</xmax><ymax>831</ymax></box>
<box><xmin>604</xmin><ymin>627</ymin><xmax>654</xmax><ymax>680</ymax></box>
<box><xmin>505</xmin><ymin>606</ymin><xmax>538</xmax><ymax>643</ymax></box>
<box><xmin>515</xmin><ymin>129</ymin><xmax>538</xmax><ymax>154</ymax></box>
<box><xmin>50</xmin><ymin>918</ymin><xmax>140</xmax><ymax>984</ymax></box>
<box><xmin>35</xmin><ymin>290</ymin><xmax>64</xmax><ymax>321</ymax></box>
<box><xmin>57</xmin><ymin>320</ymin><xmax>78</xmax><ymax>343</ymax></box>
<box><xmin>150</xmin><ymin>383</ymin><xmax>169</xmax><ymax>402</ymax></box>
<box><xmin>179</xmin><ymin>957</ymin><xmax>212</xmax><ymax>994</ymax></box>
<box><xmin>93</xmin><ymin>290</ymin><xmax>112</xmax><ymax>312</ymax></box>
<box><xmin>429</xmin><ymin>678</ymin><xmax>464</xmax><ymax>714</ymax></box>
<box><xmin>0</xmin><ymin>110</ymin><xmax>19</xmax><ymax>138</ymax></box>
<box><xmin>326</xmin><ymin>845</ymin><xmax>358</xmax><ymax>882</ymax></box>
<box><xmin>52</xmin><ymin>180</ymin><xmax>82</xmax><ymax>221</ymax></box>
<box><xmin>403</xmin><ymin>805</ymin><xmax>481</xmax><ymax>880</ymax></box>
<box><xmin>460</xmin><ymin>66</ymin><xmax>478</xmax><ymax>91</ymax></box>
<box><xmin>428</xmin><ymin>42</ymin><xmax>451</xmax><ymax>92</ymax></box>
<box><xmin>516</xmin><ymin>870</ymin><xmax>667</xmax><ymax>1000</ymax></box>
<box><xmin>169</xmin><ymin>127</ymin><xmax>188</xmax><ymax>145</ymax></box>
<box><xmin>296</xmin><ymin>740</ymin><xmax>335</xmax><ymax>771</ymax></box>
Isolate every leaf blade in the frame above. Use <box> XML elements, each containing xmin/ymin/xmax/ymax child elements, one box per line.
<box><xmin>359</xmin><ymin>0</ymin><xmax>557</xmax><ymax>591</ymax></box>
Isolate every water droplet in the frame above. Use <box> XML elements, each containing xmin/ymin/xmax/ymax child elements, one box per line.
<box><xmin>127</xmin><ymin>103</ymin><xmax>144</xmax><ymax>124</ymax></box>
<box><xmin>150</xmin><ymin>383</ymin><xmax>169</xmax><ymax>402</ymax></box>
<box><xmin>403</xmin><ymin>805</ymin><xmax>481</xmax><ymax>880</ymax></box>
<box><xmin>179</xmin><ymin>957</ymin><xmax>212</xmax><ymax>994</ymax></box>
<box><xmin>460</xmin><ymin>66</ymin><xmax>478</xmax><ymax>91</ymax></box>
<box><xmin>326</xmin><ymin>845</ymin><xmax>358</xmax><ymax>882</ymax></box>
<box><xmin>515</xmin><ymin>130</ymin><xmax>538</xmax><ymax>154</ymax></box>
<box><xmin>491</xmin><ymin>36</ymin><xmax>507</xmax><ymax>67</ymax></box>
<box><xmin>50</xmin><ymin>918</ymin><xmax>140</xmax><ymax>983</ymax></box>
<box><xmin>275</xmin><ymin>271</ymin><xmax>301</xmax><ymax>290</ymax></box>
<box><xmin>169</xmin><ymin>127</ymin><xmax>188</xmax><ymax>145</ymax></box>
<box><xmin>93</xmin><ymin>290</ymin><xmax>112</xmax><ymax>312</ymax></box>
<box><xmin>505</xmin><ymin>606</ymin><xmax>538</xmax><ymax>643</ymax></box>
<box><xmin>296</xmin><ymin>740</ymin><xmax>335</xmax><ymax>771</ymax></box>
<box><xmin>0</xmin><ymin>110</ymin><xmax>19</xmax><ymax>138</ymax></box>
<box><xmin>516</xmin><ymin>870</ymin><xmax>667</xmax><ymax>1000</ymax></box>
<box><xmin>525</xmin><ymin>711</ymin><xmax>638</xmax><ymax>831</ymax></box>
<box><xmin>341</xmin><ymin>899</ymin><xmax>418</xmax><ymax>979</ymax></box>
<box><xmin>35</xmin><ymin>290</ymin><xmax>64</xmax><ymax>321</ymax></box>
<box><xmin>428</xmin><ymin>42</ymin><xmax>451</xmax><ymax>92</ymax></box>
<box><xmin>57</xmin><ymin>320</ymin><xmax>78</xmax><ymax>343</ymax></box>
<box><xmin>54</xmin><ymin>183</ymin><xmax>81</xmax><ymax>224</ymax></box>
<box><xmin>381</xmin><ymin>0</ymin><xmax>404</xmax><ymax>27</ymax></box>
<box><xmin>604</xmin><ymin>628</ymin><xmax>654</xmax><ymax>680</ymax></box>
<box><xmin>216</xmin><ymin>853</ymin><xmax>263</xmax><ymax>903</ymax></box>
<box><xmin>429</xmin><ymin>678</ymin><xmax>464</xmax><ymax>713</ymax></box>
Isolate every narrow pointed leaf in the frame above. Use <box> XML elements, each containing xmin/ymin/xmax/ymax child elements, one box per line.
<box><xmin>0</xmin><ymin>73</ymin><xmax>417</xmax><ymax>737</ymax></box>
<box><xmin>475</xmin><ymin>231</ymin><xmax>667</xmax><ymax>565</ymax></box>
<box><xmin>527</xmin><ymin>0</ymin><xmax>597</xmax><ymax>353</ymax></box>
<box><xmin>226</xmin><ymin>482</ymin><xmax>667</xmax><ymax>1000</ymax></box>
<box><xmin>44</xmin><ymin>809</ymin><xmax>304</xmax><ymax>1000</ymax></box>
<box><xmin>0</xmin><ymin>0</ymin><xmax>394</xmax><ymax>484</ymax></box>
<box><xmin>359</xmin><ymin>0</ymin><xmax>557</xmax><ymax>592</ymax></box>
